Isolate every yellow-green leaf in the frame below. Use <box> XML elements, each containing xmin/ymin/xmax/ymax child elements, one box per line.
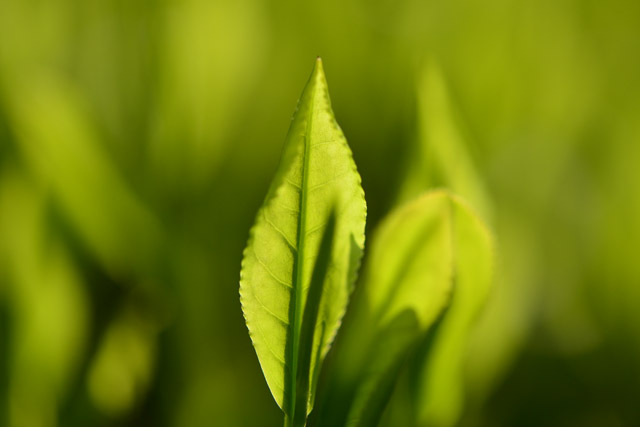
<box><xmin>317</xmin><ymin>191</ymin><xmax>455</xmax><ymax>427</ymax></box>
<box><xmin>239</xmin><ymin>58</ymin><xmax>366</xmax><ymax>425</ymax></box>
<box><xmin>414</xmin><ymin>194</ymin><xmax>494</xmax><ymax>427</ymax></box>
<box><xmin>398</xmin><ymin>61</ymin><xmax>492</xmax><ymax>221</ymax></box>
<box><xmin>317</xmin><ymin>191</ymin><xmax>493</xmax><ymax>427</ymax></box>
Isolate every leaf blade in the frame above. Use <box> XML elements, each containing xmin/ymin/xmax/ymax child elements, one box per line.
<box><xmin>240</xmin><ymin>58</ymin><xmax>366</xmax><ymax>421</ymax></box>
<box><xmin>292</xmin><ymin>211</ymin><xmax>337</xmax><ymax>427</ymax></box>
<box><xmin>317</xmin><ymin>191</ymin><xmax>455</xmax><ymax>427</ymax></box>
<box><xmin>414</xmin><ymin>196</ymin><xmax>494</xmax><ymax>427</ymax></box>
<box><xmin>398</xmin><ymin>61</ymin><xmax>492</xmax><ymax>221</ymax></box>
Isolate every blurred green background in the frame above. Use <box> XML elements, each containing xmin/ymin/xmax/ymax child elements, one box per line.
<box><xmin>1</xmin><ymin>0</ymin><xmax>639</xmax><ymax>426</ymax></box>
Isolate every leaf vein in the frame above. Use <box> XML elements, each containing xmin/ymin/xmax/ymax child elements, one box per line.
<box><xmin>252</xmin><ymin>289</ymin><xmax>290</xmax><ymax>326</ymax></box>
<box><xmin>252</xmin><ymin>249</ymin><xmax>294</xmax><ymax>289</ymax></box>
<box><xmin>310</xmin><ymin>138</ymin><xmax>340</xmax><ymax>148</ymax></box>
<box><xmin>285</xmin><ymin>178</ymin><xmax>302</xmax><ymax>190</ymax></box>
<box><xmin>264</xmin><ymin>213</ymin><xmax>298</xmax><ymax>252</ymax></box>
<box><xmin>253</xmin><ymin>314</ymin><xmax>288</xmax><ymax>367</ymax></box>
<box><xmin>310</xmin><ymin>170</ymin><xmax>353</xmax><ymax>192</ymax></box>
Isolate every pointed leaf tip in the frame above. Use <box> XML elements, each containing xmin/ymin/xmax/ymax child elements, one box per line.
<box><xmin>240</xmin><ymin>58</ymin><xmax>366</xmax><ymax>421</ymax></box>
<box><xmin>312</xmin><ymin>57</ymin><xmax>326</xmax><ymax>80</ymax></box>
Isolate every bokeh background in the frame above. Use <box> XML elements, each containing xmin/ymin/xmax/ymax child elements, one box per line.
<box><xmin>1</xmin><ymin>0</ymin><xmax>639</xmax><ymax>426</ymax></box>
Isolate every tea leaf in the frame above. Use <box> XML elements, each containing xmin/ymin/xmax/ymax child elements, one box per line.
<box><xmin>318</xmin><ymin>191</ymin><xmax>493</xmax><ymax>427</ymax></box>
<box><xmin>398</xmin><ymin>62</ymin><xmax>492</xmax><ymax>221</ymax></box>
<box><xmin>5</xmin><ymin>77</ymin><xmax>162</xmax><ymax>277</ymax></box>
<box><xmin>240</xmin><ymin>58</ymin><xmax>366</xmax><ymax>425</ymax></box>
<box><xmin>294</xmin><ymin>212</ymin><xmax>336</xmax><ymax>426</ymax></box>
<box><xmin>413</xmin><ymin>195</ymin><xmax>494</xmax><ymax>427</ymax></box>
<box><xmin>393</xmin><ymin>62</ymin><xmax>495</xmax><ymax>427</ymax></box>
<box><xmin>317</xmin><ymin>191</ymin><xmax>455</xmax><ymax>427</ymax></box>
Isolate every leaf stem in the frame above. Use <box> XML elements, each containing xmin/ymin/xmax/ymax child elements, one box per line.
<box><xmin>284</xmin><ymin>413</ymin><xmax>293</xmax><ymax>427</ymax></box>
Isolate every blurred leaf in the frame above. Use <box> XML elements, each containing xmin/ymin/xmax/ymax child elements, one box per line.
<box><xmin>399</xmin><ymin>61</ymin><xmax>492</xmax><ymax>222</ymax></box>
<box><xmin>394</xmin><ymin>62</ymin><xmax>499</xmax><ymax>424</ymax></box>
<box><xmin>0</xmin><ymin>168</ymin><xmax>88</xmax><ymax>427</ymax></box>
<box><xmin>413</xmin><ymin>195</ymin><xmax>494</xmax><ymax>427</ymax></box>
<box><xmin>318</xmin><ymin>191</ymin><xmax>455</xmax><ymax>427</ymax></box>
<box><xmin>150</xmin><ymin>0</ymin><xmax>268</xmax><ymax>191</ymax></box>
<box><xmin>4</xmin><ymin>76</ymin><xmax>162</xmax><ymax>278</ymax></box>
<box><xmin>240</xmin><ymin>58</ymin><xmax>366</xmax><ymax>425</ymax></box>
<box><xmin>87</xmin><ymin>303</ymin><xmax>158</xmax><ymax>417</ymax></box>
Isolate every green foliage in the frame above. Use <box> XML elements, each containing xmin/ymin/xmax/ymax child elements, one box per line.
<box><xmin>398</xmin><ymin>62</ymin><xmax>491</xmax><ymax>222</ymax></box>
<box><xmin>240</xmin><ymin>59</ymin><xmax>366</xmax><ymax>426</ymax></box>
<box><xmin>4</xmin><ymin>79</ymin><xmax>162</xmax><ymax>277</ymax></box>
<box><xmin>412</xmin><ymin>194</ymin><xmax>493</xmax><ymax>427</ymax></box>
<box><xmin>241</xmin><ymin>60</ymin><xmax>495</xmax><ymax>427</ymax></box>
<box><xmin>392</xmin><ymin>62</ymin><xmax>496</xmax><ymax>427</ymax></box>
<box><xmin>315</xmin><ymin>191</ymin><xmax>494</xmax><ymax>427</ymax></box>
<box><xmin>0</xmin><ymin>170</ymin><xmax>88</xmax><ymax>427</ymax></box>
<box><xmin>317</xmin><ymin>191</ymin><xmax>455</xmax><ymax>427</ymax></box>
<box><xmin>2</xmin><ymin>0</ymin><xmax>640</xmax><ymax>425</ymax></box>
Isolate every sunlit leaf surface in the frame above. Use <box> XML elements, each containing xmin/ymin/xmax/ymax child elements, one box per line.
<box><xmin>398</xmin><ymin>62</ymin><xmax>491</xmax><ymax>222</ymax></box>
<box><xmin>318</xmin><ymin>191</ymin><xmax>454</xmax><ymax>427</ymax></box>
<box><xmin>318</xmin><ymin>191</ymin><xmax>493</xmax><ymax>427</ymax></box>
<box><xmin>414</xmin><ymin>195</ymin><xmax>494</xmax><ymax>427</ymax></box>
<box><xmin>240</xmin><ymin>58</ymin><xmax>366</xmax><ymax>425</ymax></box>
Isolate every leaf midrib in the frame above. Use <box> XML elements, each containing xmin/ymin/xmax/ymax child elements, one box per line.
<box><xmin>289</xmin><ymin>72</ymin><xmax>317</xmax><ymax>423</ymax></box>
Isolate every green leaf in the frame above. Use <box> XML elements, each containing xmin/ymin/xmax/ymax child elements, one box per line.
<box><xmin>294</xmin><ymin>211</ymin><xmax>336</xmax><ymax>426</ymax></box>
<box><xmin>391</xmin><ymin>61</ymin><xmax>496</xmax><ymax>427</ymax></box>
<box><xmin>240</xmin><ymin>58</ymin><xmax>366</xmax><ymax>425</ymax></box>
<box><xmin>398</xmin><ymin>61</ymin><xmax>492</xmax><ymax>221</ymax></box>
<box><xmin>87</xmin><ymin>302</ymin><xmax>159</xmax><ymax>417</ymax></box>
<box><xmin>412</xmin><ymin>194</ymin><xmax>494</xmax><ymax>427</ymax></box>
<box><xmin>317</xmin><ymin>191</ymin><xmax>494</xmax><ymax>427</ymax></box>
<box><xmin>4</xmin><ymin>76</ymin><xmax>163</xmax><ymax>278</ymax></box>
<box><xmin>317</xmin><ymin>191</ymin><xmax>455</xmax><ymax>427</ymax></box>
<box><xmin>0</xmin><ymin>169</ymin><xmax>89</xmax><ymax>425</ymax></box>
